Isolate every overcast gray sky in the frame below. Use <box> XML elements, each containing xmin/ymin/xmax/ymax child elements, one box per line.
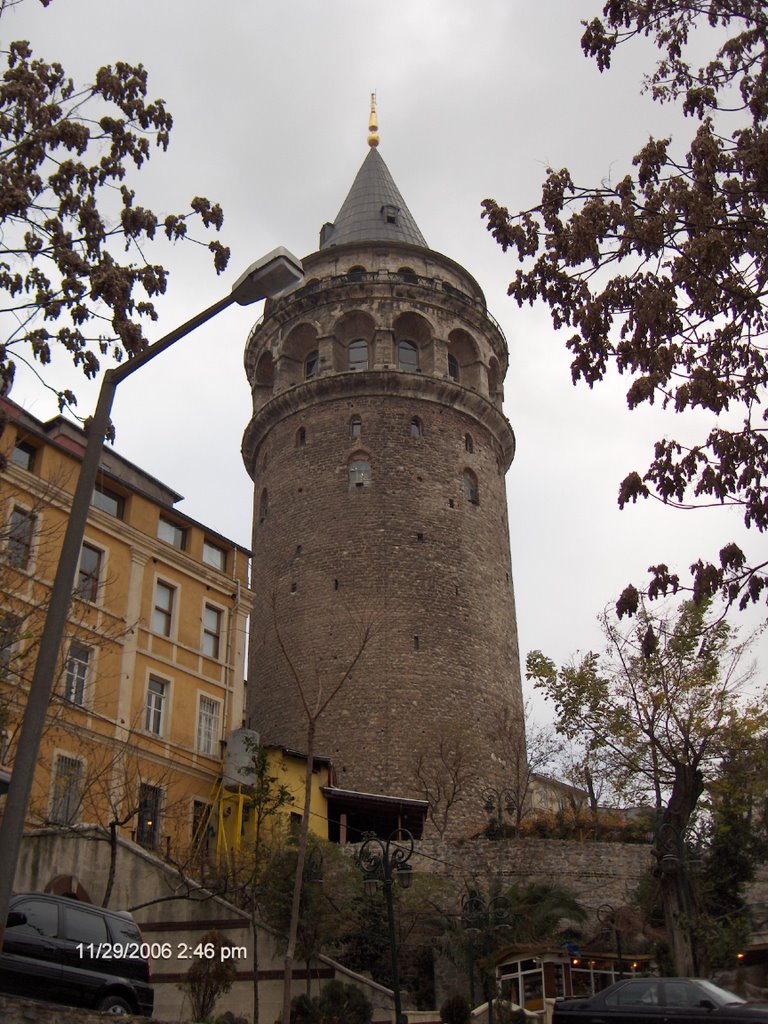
<box><xmin>4</xmin><ymin>0</ymin><xmax>766</xmax><ymax>709</ymax></box>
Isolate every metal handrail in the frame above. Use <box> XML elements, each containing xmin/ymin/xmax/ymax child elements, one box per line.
<box><xmin>248</xmin><ymin>269</ymin><xmax>506</xmax><ymax>342</ymax></box>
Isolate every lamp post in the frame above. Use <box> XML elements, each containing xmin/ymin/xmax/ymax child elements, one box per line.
<box><xmin>597</xmin><ymin>903</ymin><xmax>625</xmax><ymax>978</ymax></box>
<box><xmin>0</xmin><ymin>248</ymin><xmax>304</xmax><ymax>940</ymax></box>
<box><xmin>483</xmin><ymin>788</ymin><xmax>516</xmax><ymax>838</ymax></box>
<box><xmin>461</xmin><ymin>889</ymin><xmax>513</xmax><ymax>1024</ymax></box>
<box><xmin>358</xmin><ymin>830</ymin><xmax>414</xmax><ymax>1024</ymax></box>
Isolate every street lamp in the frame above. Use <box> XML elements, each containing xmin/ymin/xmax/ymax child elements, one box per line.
<box><xmin>0</xmin><ymin>248</ymin><xmax>304</xmax><ymax>940</ymax></box>
<box><xmin>461</xmin><ymin>889</ymin><xmax>514</xmax><ymax>1024</ymax></box>
<box><xmin>483</xmin><ymin>788</ymin><xmax>516</xmax><ymax>838</ymax></box>
<box><xmin>358</xmin><ymin>830</ymin><xmax>414</xmax><ymax>1024</ymax></box>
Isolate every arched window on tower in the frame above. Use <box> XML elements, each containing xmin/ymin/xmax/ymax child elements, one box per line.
<box><xmin>448</xmin><ymin>353</ymin><xmax>460</xmax><ymax>382</ymax></box>
<box><xmin>305</xmin><ymin>350</ymin><xmax>319</xmax><ymax>379</ymax></box>
<box><xmin>464</xmin><ymin>433</ymin><xmax>474</xmax><ymax>453</ymax></box>
<box><xmin>259</xmin><ymin>487</ymin><xmax>269</xmax><ymax>522</ymax></box>
<box><xmin>398</xmin><ymin>340</ymin><xmax>419</xmax><ymax>372</ymax></box>
<box><xmin>462</xmin><ymin>470</ymin><xmax>479</xmax><ymax>505</ymax></box>
<box><xmin>348</xmin><ymin>339</ymin><xmax>368</xmax><ymax>371</ymax></box>
<box><xmin>296</xmin><ymin>427</ymin><xmax>307</xmax><ymax>448</ymax></box>
<box><xmin>348</xmin><ymin>455</ymin><xmax>372</xmax><ymax>488</ymax></box>
<box><xmin>350</xmin><ymin>415</ymin><xmax>362</xmax><ymax>439</ymax></box>
<box><xmin>409</xmin><ymin>417</ymin><xmax>422</xmax><ymax>438</ymax></box>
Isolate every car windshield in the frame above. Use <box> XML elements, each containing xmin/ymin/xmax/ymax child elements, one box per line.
<box><xmin>696</xmin><ymin>980</ymin><xmax>746</xmax><ymax>1006</ymax></box>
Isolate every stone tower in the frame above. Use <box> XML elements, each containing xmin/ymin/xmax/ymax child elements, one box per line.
<box><xmin>242</xmin><ymin>108</ymin><xmax>524</xmax><ymax>837</ymax></box>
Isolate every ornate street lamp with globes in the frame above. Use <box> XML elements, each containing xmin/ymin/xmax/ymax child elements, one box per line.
<box><xmin>358</xmin><ymin>830</ymin><xmax>414</xmax><ymax>1024</ymax></box>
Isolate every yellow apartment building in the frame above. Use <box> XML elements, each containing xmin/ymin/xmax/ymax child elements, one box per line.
<box><xmin>0</xmin><ymin>395</ymin><xmax>254</xmax><ymax>864</ymax></box>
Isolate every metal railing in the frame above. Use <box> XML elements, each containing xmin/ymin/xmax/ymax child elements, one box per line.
<box><xmin>248</xmin><ymin>268</ymin><xmax>506</xmax><ymax>342</ymax></box>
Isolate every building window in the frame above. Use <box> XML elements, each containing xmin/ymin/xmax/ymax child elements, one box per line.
<box><xmin>7</xmin><ymin>506</ymin><xmax>34</xmax><ymax>570</ymax></box>
<box><xmin>192</xmin><ymin>800</ymin><xmax>215</xmax><ymax>858</ymax></box>
<box><xmin>305</xmin><ymin>350</ymin><xmax>319</xmax><ymax>379</ymax></box>
<box><xmin>398</xmin><ymin>340</ymin><xmax>419</xmax><ymax>372</ymax></box>
<box><xmin>463</xmin><ymin>469</ymin><xmax>480</xmax><ymax>505</ymax></box>
<box><xmin>465</xmin><ymin>433</ymin><xmax>474</xmax><ymax>453</ymax></box>
<box><xmin>350</xmin><ymin>415</ymin><xmax>362</xmax><ymax>439</ymax></box>
<box><xmin>259</xmin><ymin>487</ymin><xmax>268</xmax><ymax>523</ymax></box>
<box><xmin>76</xmin><ymin>543</ymin><xmax>102</xmax><ymax>602</ymax></box>
<box><xmin>348</xmin><ymin>339</ymin><xmax>369</xmax><ymax>371</ymax></box>
<box><xmin>409</xmin><ymin>417</ymin><xmax>422</xmax><ymax>438</ymax></box>
<box><xmin>92</xmin><ymin>482</ymin><xmax>124</xmax><ymax>519</ymax></box>
<box><xmin>202</xmin><ymin>604</ymin><xmax>222</xmax><ymax>659</ymax></box>
<box><xmin>157</xmin><ymin>516</ymin><xmax>186</xmax><ymax>549</ymax></box>
<box><xmin>137</xmin><ymin>783</ymin><xmax>162</xmax><ymax>849</ymax></box>
<box><xmin>197</xmin><ymin>695</ymin><xmax>221</xmax><ymax>755</ymax></box>
<box><xmin>296</xmin><ymin>427</ymin><xmax>307</xmax><ymax>448</ymax></box>
<box><xmin>381</xmin><ymin>204</ymin><xmax>399</xmax><ymax>225</ymax></box>
<box><xmin>11</xmin><ymin>440</ymin><xmax>36</xmax><ymax>471</ymax></box>
<box><xmin>64</xmin><ymin>642</ymin><xmax>90</xmax><ymax>705</ymax></box>
<box><xmin>152</xmin><ymin>581</ymin><xmax>175</xmax><ymax>637</ymax></box>
<box><xmin>51</xmin><ymin>755</ymin><xmax>82</xmax><ymax>825</ymax></box>
<box><xmin>348</xmin><ymin>457</ymin><xmax>372</xmax><ymax>488</ymax></box>
<box><xmin>448</xmin><ymin>353</ymin><xmax>460</xmax><ymax>382</ymax></box>
<box><xmin>146</xmin><ymin>676</ymin><xmax>167</xmax><ymax>735</ymax></box>
<box><xmin>0</xmin><ymin>615</ymin><xmax>19</xmax><ymax>673</ymax></box>
<box><xmin>202</xmin><ymin>540</ymin><xmax>227</xmax><ymax>571</ymax></box>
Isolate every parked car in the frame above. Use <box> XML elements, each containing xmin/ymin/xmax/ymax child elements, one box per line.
<box><xmin>0</xmin><ymin>892</ymin><xmax>153</xmax><ymax>1016</ymax></box>
<box><xmin>553</xmin><ymin>977</ymin><xmax>768</xmax><ymax>1024</ymax></box>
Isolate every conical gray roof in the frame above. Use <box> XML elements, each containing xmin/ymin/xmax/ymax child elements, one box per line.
<box><xmin>320</xmin><ymin>147</ymin><xmax>427</xmax><ymax>249</ymax></box>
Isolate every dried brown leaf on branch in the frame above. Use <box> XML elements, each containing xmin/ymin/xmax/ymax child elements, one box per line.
<box><xmin>483</xmin><ymin>1</ymin><xmax>768</xmax><ymax>613</ymax></box>
<box><xmin>0</xmin><ymin>0</ymin><xmax>230</xmax><ymax>410</ymax></box>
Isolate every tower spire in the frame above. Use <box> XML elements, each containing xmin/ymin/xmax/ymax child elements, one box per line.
<box><xmin>367</xmin><ymin>92</ymin><xmax>379</xmax><ymax>148</ymax></box>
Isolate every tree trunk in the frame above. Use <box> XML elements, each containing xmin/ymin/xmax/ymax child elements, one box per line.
<box><xmin>280</xmin><ymin>721</ymin><xmax>315</xmax><ymax>1023</ymax></box>
<box><xmin>655</xmin><ymin>764</ymin><xmax>704</xmax><ymax>976</ymax></box>
<box><xmin>252</xmin><ymin>914</ymin><xmax>260</xmax><ymax>1024</ymax></box>
<box><xmin>101</xmin><ymin>821</ymin><xmax>118</xmax><ymax>907</ymax></box>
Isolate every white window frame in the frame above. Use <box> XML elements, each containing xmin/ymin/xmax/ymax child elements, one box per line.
<box><xmin>137</xmin><ymin>782</ymin><xmax>163</xmax><ymax>849</ymax></box>
<box><xmin>196</xmin><ymin>694</ymin><xmax>222</xmax><ymax>755</ymax></box>
<box><xmin>202</xmin><ymin>540</ymin><xmax>227</xmax><ymax>571</ymax></box>
<box><xmin>145</xmin><ymin>674</ymin><xmax>169</xmax><ymax>735</ymax></box>
<box><xmin>157</xmin><ymin>516</ymin><xmax>186</xmax><ymax>549</ymax></box>
<box><xmin>50</xmin><ymin>752</ymin><xmax>84</xmax><ymax>825</ymax></box>
<box><xmin>202</xmin><ymin>603</ymin><xmax>223</xmax><ymax>660</ymax></box>
<box><xmin>64</xmin><ymin>641</ymin><xmax>90</xmax><ymax>705</ymax></box>
<box><xmin>0</xmin><ymin>614</ymin><xmax>20</xmax><ymax>674</ymax></box>
<box><xmin>7</xmin><ymin>504</ymin><xmax>35</xmax><ymax>571</ymax></box>
<box><xmin>152</xmin><ymin>579</ymin><xmax>176</xmax><ymax>637</ymax></box>
<box><xmin>76</xmin><ymin>541</ymin><xmax>104</xmax><ymax>603</ymax></box>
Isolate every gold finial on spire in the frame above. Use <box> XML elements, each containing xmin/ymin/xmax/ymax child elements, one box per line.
<box><xmin>367</xmin><ymin>92</ymin><xmax>379</xmax><ymax>148</ymax></box>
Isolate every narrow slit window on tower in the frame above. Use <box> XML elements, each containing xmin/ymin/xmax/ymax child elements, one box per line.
<box><xmin>259</xmin><ymin>487</ymin><xmax>269</xmax><ymax>522</ymax></box>
<box><xmin>448</xmin><ymin>353</ymin><xmax>460</xmax><ymax>382</ymax></box>
<box><xmin>465</xmin><ymin>433</ymin><xmax>474</xmax><ymax>453</ymax></box>
<box><xmin>348</xmin><ymin>456</ymin><xmax>372</xmax><ymax>488</ymax></box>
<box><xmin>348</xmin><ymin>339</ymin><xmax>368</xmax><ymax>371</ymax></box>
<box><xmin>398</xmin><ymin>340</ymin><xmax>419</xmax><ymax>372</ymax></box>
<box><xmin>350</xmin><ymin>415</ymin><xmax>362</xmax><ymax>439</ymax></box>
<box><xmin>296</xmin><ymin>427</ymin><xmax>307</xmax><ymax>448</ymax></box>
<box><xmin>409</xmin><ymin>417</ymin><xmax>422</xmax><ymax>438</ymax></box>
<box><xmin>463</xmin><ymin>469</ymin><xmax>480</xmax><ymax>505</ymax></box>
<box><xmin>305</xmin><ymin>350</ymin><xmax>319</xmax><ymax>379</ymax></box>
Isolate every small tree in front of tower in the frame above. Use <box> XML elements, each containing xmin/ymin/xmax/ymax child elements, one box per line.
<box><xmin>270</xmin><ymin>595</ymin><xmax>374</xmax><ymax>1024</ymax></box>
<box><xmin>413</xmin><ymin>725</ymin><xmax>480</xmax><ymax>838</ymax></box>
